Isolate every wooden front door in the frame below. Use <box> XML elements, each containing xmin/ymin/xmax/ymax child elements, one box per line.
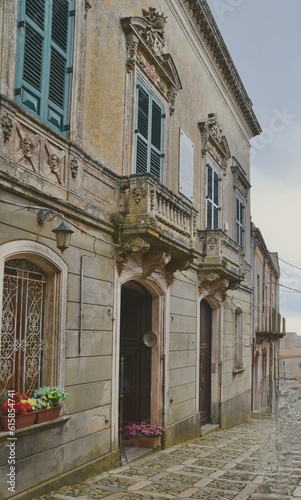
<box><xmin>120</xmin><ymin>281</ymin><xmax>152</xmax><ymax>423</ymax></box>
<box><xmin>199</xmin><ymin>300</ymin><xmax>212</xmax><ymax>425</ymax></box>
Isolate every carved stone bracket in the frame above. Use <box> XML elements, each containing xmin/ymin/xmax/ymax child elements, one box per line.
<box><xmin>198</xmin><ymin>271</ymin><xmax>230</xmax><ymax>300</ymax></box>
<box><xmin>199</xmin><ymin>113</ymin><xmax>230</xmax><ymax>175</ymax></box>
<box><xmin>142</xmin><ymin>250</ymin><xmax>171</xmax><ymax>277</ymax></box>
<box><xmin>122</xmin><ymin>10</ymin><xmax>182</xmax><ymax>115</ymax></box>
<box><xmin>1</xmin><ymin>113</ymin><xmax>13</xmax><ymax>143</ymax></box>
<box><xmin>231</xmin><ymin>158</ymin><xmax>251</xmax><ymax>201</ymax></box>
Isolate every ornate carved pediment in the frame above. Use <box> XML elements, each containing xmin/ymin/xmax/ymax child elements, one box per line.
<box><xmin>231</xmin><ymin>157</ymin><xmax>251</xmax><ymax>200</ymax></box>
<box><xmin>121</xmin><ymin>8</ymin><xmax>182</xmax><ymax>114</ymax></box>
<box><xmin>199</xmin><ymin>113</ymin><xmax>230</xmax><ymax>174</ymax></box>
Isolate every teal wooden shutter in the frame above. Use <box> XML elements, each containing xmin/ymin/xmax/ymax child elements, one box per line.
<box><xmin>236</xmin><ymin>197</ymin><xmax>244</xmax><ymax>246</ymax></box>
<box><xmin>134</xmin><ymin>80</ymin><xmax>164</xmax><ymax>180</ymax></box>
<box><xmin>206</xmin><ymin>163</ymin><xmax>220</xmax><ymax>229</ymax></box>
<box><xmin>15</xmin><ymin>0</ymin><xmax>74</xmax><ymax>137</ymax></box>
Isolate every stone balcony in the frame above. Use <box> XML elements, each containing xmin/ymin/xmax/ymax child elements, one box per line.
<box><xmin>197</xmin><ymin>229</ymin><xmax>244</xmax><ymax>296</ymax></box>
<box><xmin>115</xmin><ymin>174</ymin><xmax>199</xmax><ymax>277</ymax></box>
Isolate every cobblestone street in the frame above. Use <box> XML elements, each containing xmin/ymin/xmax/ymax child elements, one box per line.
<box><xmin>36</xmin><ymin>380</ymin><xmax>301</xmax><ymax>500</ymax></box>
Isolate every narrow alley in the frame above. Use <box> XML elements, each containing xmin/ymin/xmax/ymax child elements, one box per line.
<box><xmin>36</xmin><ymin>377</ymin><xmax>301</xmax><ymax>500</ymax></box>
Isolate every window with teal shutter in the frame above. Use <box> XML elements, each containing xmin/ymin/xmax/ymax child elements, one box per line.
<box><xmin>236</xmin><ymin>196</ymin><xmax>244</xmax><ymax>246</ymax></box>
<box><xmin>206</xmin><ymin>163</ymin><xmax>220</xmax><ymax>229</ymax></box>
<box><xmin>134</xmin><ymin>80</ymin><xmax>164</xmax><ymax>180</ymax></box>
<box><xmin>15</xmin><ymin>0</ymin><xmax>74</xmax><ymax>137</ymax></box>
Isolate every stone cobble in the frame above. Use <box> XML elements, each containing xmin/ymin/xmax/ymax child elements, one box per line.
<box><xmin>36</xmin><ymin>381</ymin><xmax>301</xmax><ymax>499</ymax></box>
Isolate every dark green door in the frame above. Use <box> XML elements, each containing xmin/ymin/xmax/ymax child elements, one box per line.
<box><xmin>200</xmin><ymin>300</ymin><xmax>212</xmax><ymax>424</ymax></box>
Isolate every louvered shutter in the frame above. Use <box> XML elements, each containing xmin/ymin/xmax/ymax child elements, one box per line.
<box><xmin>236</xmin><ymin>197</ymin><xmax>244</xmax><ymax>246</ymax></box>
<box><xmin>206</xmin><ymin>163</ymin><xmax>220</xmax><ymax>229</ymax></box>
<box><xmin>134</xmin><ymin>81</ymin><xmax>164</xmax><ymax>180</ymax></box>
<box><xmin>206</xmin><ymin>164</ymin><xmax>213</xmax><ymax>228</ymax></box>
<box><xmin>150</xmin><ymin>101</ymin><xmax>162</xmax><ymax>179</ymax></box>
<box><xmin>15</xmin><ymin>0</ymin><xmax>74</xmax><ymax>137</ymax></box>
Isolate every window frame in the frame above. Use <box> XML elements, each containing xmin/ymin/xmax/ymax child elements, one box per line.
<box><xmin>134</xmin><ymin>77</ymin><xmax>165</xmax><ymax>181</ymax></box>
<box><xmin>14</xmin><ymin>0</ymin><xmax>75</xmax><ymax>137</ymax></box>
<box><xmin>206</xmin><ymin>159</ymin><xmax>221</xmax><ymax>230</ymax></box>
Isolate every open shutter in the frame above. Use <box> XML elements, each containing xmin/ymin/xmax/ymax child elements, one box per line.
<box><xmin>206</xmin><ymin>164</ymin><xmax>213</xmax><ymax>228</ymax></box>
<box><xmin>135</xmin><ymin>86</ymin><xmax>149</xmax><ymax>174</ymax></box>
<box><xmin>134</xmin><ymin>80</ymin><xmax>164</xmax><ymax>179</ymax></box>
<box><xmin>150</xmin><ymin>101</ymin><xmax>162</xmax><ymax>180</ymax></box>
<box><xmin>15</xmin><ymin>0</ymin><xmax>74</xmax><ymax>137</ymax></box>
<box><xmin>213</xmin><ymin>170</ymin><xmax>219</xmax><ymax>229</ymax></box>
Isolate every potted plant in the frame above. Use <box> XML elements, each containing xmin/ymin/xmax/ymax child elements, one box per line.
<box><xmin>123</xmin><ymin>422</ymin><xmax>165</xmax><ymax>449</ymax></box>
<box><xmin>0</xmin><ymin>392</ymin><xmax>37</xmax><ymax>431</ymax></box>
<box><xmin>33</xmin><ymin>386</ymin><xmax>68</xmax><ymax>424</ymax></box>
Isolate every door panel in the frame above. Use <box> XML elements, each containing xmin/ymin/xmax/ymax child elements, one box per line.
<box><xmin>120</xmin><ymin>282</ymin><xmax>152</xmax><ymax>423</ymax></box>
<box><xmin>200</xmin><ymin>300</ymin><xmax>212</xmax><ymax>425</ymax></box>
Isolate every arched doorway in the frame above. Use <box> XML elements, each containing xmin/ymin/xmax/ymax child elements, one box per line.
<box><xmin>120</xmin><ymin>281</ymin><xmax>152</xmax><ymax>423</ymax></box>
<box><xmin>200</xmin><ymin>299</ymin><xmax>212</xmax><ymax>425</ymax></box>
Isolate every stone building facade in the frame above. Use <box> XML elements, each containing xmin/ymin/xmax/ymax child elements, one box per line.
<box><xmin>251</xmin><ymin>225</ymin><xmax>285</xmax><ymax>416</ymax></box>
<box><xmin>0</xmin><ymin>0</ymin><xmax>282</xmax><ymax>497</ymax></box>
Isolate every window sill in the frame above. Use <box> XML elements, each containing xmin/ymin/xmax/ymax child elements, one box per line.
<box><xmin>0</xmin><ymin>415</ymin><xmax>70</xmax><ymax>442</ymax></box>
<box><xmin>233</xmin><ymin>367</ymin><xmax>245</xmax><ymax>374</ymax></box>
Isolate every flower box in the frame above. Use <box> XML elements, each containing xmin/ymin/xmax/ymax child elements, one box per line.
<box><xmin>35</xmin><ymin>405</ymin><xmax>62</xmax><ymax>424</ymax></box>
<box><xmin>123</xmin><ymin>435</ymin><xmax>161</xmax><ymax>449</ymax></box>
<box><xmin>0</xmin><ymin>412</ymin><xmax>37</xmax><ymax>431</ymax></box>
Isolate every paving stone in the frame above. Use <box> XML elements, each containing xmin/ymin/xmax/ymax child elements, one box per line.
<box><xmin>35</xmin><ymin>380</ymin><xmax>301</xmax><ymax>500</ymax></box>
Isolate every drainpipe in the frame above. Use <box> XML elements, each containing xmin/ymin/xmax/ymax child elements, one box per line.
<box><xmin>79</xmin><ymin>254</ymin><xmax>86</xmax><ymax>354</ymax></box>
<box><xmin>251</xmin><ymin>237</ymin><xmax>258</xmax><ymax>413</ymax></box>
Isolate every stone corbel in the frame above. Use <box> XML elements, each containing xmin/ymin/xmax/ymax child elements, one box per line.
<box><xmin>142</xmin><ymin>250</ymin><xmax>171</xmax><ymax>277</ymax></box>
<box><xmin>198</xmin><ymin>271</ymin><xmax>229</xmax><ymax>300</ymax></box>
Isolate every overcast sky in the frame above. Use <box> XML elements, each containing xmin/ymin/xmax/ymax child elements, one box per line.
<box><xmin>206</xmin><ymin>0</ymin><xmax>301</xmax><ymax>334</ymax></box>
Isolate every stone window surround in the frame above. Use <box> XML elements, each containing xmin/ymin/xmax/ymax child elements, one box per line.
<box><xmin>0</xmin><ymin>240</ymin><xmax>68</xmax><ymax>399</ymax></box>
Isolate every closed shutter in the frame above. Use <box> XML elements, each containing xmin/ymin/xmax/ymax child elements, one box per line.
<box><xmin>134</xmin><ymin>81</ymin><xmax>164</xmax><ymax>180</ymax></box>
<box><xmin>15</xmin><ymin>0</ymin><xmax>74</xmax><ymax>137</ymax></box>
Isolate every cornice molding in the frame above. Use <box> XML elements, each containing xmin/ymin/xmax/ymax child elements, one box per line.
<box><xmin>185</xmin><ymin>0</ymin><xmax>261</xmax><ymax>137</ymax></box>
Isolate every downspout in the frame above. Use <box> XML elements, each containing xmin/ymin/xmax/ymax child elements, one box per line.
<box><xmin>251</xmin><ymin>237</ymin><xmax>258</xmax><ymax>413</ymax></box>
<box><xmin>79</xmin><ymin>254</ymin><xmax>86</xmax><ymax>354</ymax></box>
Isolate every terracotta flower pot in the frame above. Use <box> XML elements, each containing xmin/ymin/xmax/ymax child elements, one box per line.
<box><xmin>0</xmin><ymin>412</ymin><xmax>37</xmax><ymax>431</ymax></box>
<box><xmin>35</xmin><ymin>405</ymin><xmax>61</xmax><ymax>424</ymax></box>
<box><xmin>123</xmin><ymin>435</ymin><xmax>161</xmax><ymax>449</ymax></box>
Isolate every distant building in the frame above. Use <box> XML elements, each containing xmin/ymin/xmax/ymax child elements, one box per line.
<box><xmin>251</xmin><ymin>225</ymin><xmax>285</xmax><ymax>415</ymax></box>
<box><xmin>0</xmin><ymin>1</ymin><xmax>284</xmax><ymax>497</ymax></box>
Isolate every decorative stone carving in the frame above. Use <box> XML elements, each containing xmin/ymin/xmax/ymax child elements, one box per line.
<box><xmin>126</xmin><ymin>33</ymin><xmax>138</xmax><ymax>72</ymax></box>
<box><xmin>15</xmin><ymin>124</ymin><xmax>41</xmax><ymax>171</ymax></box>
<box><xmin>1</xmin><ymin>113</ymin><xmax>13</xmax><ymax>143</ymax></box>
<box><xmin>70</xmin><ymin>158</ymin><xmax>79</xmax><ymax>179</ymax></box>
<box><xmin>132</xmin><ymin>182</ymin><xmax>146</xmax><ymax>204</ymax></box>
<box><xmin>122</xmin><ymin>10</ymin><xmax>182</xmax><ymax>115</ymax></box>
<box><xmin>45</xmin><ymin>141</ymin><xmax>66</xmax><ymax>185</ymax></box>
<box><xmin>231</xmin><ymin>158</ymin><xmax>251</xmax><ymax>201</ymax></box>
<box><xmin>142</xmin><ymin>250</ymin><xmax>171</xmax><ymax>277</ymax></box>
<box><xmin>121</xmin><ymin>236</ymin><xmax>150</xmax><ymax>254</ymax></box>
<box><xmin>85</xmin><ymin>0</ymin><xmax>91</xmax><ymax>18</ymax></box>
<box><xmin>199</xmin><ymin>113</ymin><xmax>230</xmax><ymax>175</ymax></box>
<box><xmin>198</xmin><ymin>271</ymin><xmax>229</xmax><ymax>300</ymax></box>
